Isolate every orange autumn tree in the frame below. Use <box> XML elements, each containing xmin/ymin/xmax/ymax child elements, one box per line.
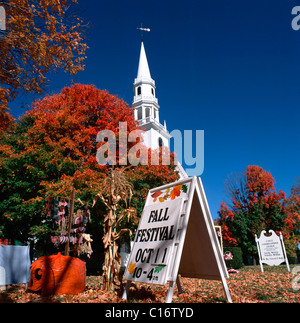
<box><xmin>0</xmin><ymin>83</ymin><xmax>179</xmax><ymax>287</ymax></box>
<box><xmin>283</xmin><ymin>177</ymin><xmax>300</xmax><ymax>259</ymax></box>
<box><xmin>0</xmin><ymin>84</ymin><xmax>139</xmax><ymax>242</ymax></box>
<box><xmin>0</xmin><ymin>0</ymin><xmax>87</xmax><ymax>131</ymax></box>
<box><xmin>216</xmin><ymin>165</ymin><xmax>287</xmax><ymax>262</ymax></box>
<box><xmin>284</xmin><ymin>177</ymin><xmax>300</xmax><ymax>234</ymax></box>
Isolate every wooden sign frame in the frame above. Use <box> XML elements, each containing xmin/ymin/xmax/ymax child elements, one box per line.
<box><xmin>122</xmin><ymin>177</ymin><xmax>232</xmax><ymax>303</ymax></box>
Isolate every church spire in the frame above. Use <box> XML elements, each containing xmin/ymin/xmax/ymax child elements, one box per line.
<box><xmin>133</xmin><ymin>41</ymin><xmax>158</xmax><ymax>119</ymax></box>
<box><xmin>136</xmin><ymin>41</ymin><xmax>151</xmax><ymax>80</ymax></box>
<box><xmin>132</xmin><ymin>41</ymin><xmax>171</xmax><ymax>150</ymax></box>
<box><xmin>131</xmin><ymin>37</ymin><xmax>188</xmax><ymax>178</ymax></box>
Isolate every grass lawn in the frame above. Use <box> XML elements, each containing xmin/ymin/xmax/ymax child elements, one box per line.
<box><xmin>1</xmin><ymin>265</ymin><xmax>299</xmax><ymax>303</ymax></box>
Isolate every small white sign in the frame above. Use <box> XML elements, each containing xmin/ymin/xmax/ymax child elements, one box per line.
<box><xmin>255</xmin><ymin>230</ymin><xmax>290</xmax><ymax>272</ymax></box>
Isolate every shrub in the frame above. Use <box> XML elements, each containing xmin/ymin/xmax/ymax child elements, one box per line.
<box><xmin>224</xmin><ymin>247</ymin><xmax>244</xmax><ymax>269</ymax></box>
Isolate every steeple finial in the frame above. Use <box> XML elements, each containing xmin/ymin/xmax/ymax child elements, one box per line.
<box><xmin>137</xmin><ymin>23</ymin><xmax>150</xmax><ymax>42</ymax></box>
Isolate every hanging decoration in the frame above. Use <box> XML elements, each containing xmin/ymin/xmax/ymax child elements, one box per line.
<box><xmin>46</xmin><ymin>194</ymin><xmax>93</xmax><ymax>258</ymax></box>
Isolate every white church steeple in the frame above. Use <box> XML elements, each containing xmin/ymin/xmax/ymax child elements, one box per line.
<box><xmin>136</xmin><ymin>42</ymin><xmax>151</xmax><ymax>80</ymax></box>
<box><xmin>133</xmin><ymin>42</ymin><xmax>171</xmax><ymax>150</ymax></box>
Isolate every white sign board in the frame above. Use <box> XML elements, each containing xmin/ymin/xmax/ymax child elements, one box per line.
<box><xmin>123</xmin><ymin>177</ymin><xmax>232</xmax><ymax>303</ymax></box>
<box><xmin>125</xmin><ymin>198</ymin><xmax>183</xmax><ymax>285</ymax></box>
<box><xmin>255</xmin><ymin>230</ymin><xmax>290</xmax><ymax>272</ymax></box>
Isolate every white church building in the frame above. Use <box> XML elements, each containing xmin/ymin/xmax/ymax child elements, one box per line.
<box><xmin>132</xmin><ymin>41</ymin><xmax>171</xmax><ymax>150</ymax></box>
<box><xmin>132</xmin><ymin>41</ymin><xmax>188</xmax><ymax>179</ymax></box>
<box><xmin>120</xmin><ymin>41</ymin><xmax>188</xmax><ymax>270</ymax></box>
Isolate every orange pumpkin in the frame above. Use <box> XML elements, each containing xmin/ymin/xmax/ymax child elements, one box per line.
<box><xmin>28</xmin><ymin>253</ymin><xmax>86</xmax><ymax>296</ymax></box>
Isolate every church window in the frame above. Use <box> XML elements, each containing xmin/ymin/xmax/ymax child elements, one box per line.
<box><xmin>145</xmin><ymin>107</ymin><xmax>150</xmax><ymax>118</ymax></box>
<box><xmin>151</xmin><ymin>88</ymin><xmax>154</xmax><ymax>96</ymax></box>
<box><xmin>137</xmin><ymin>108</ymin><xmax>142</xmax><ymax>120</ymax></box>
<box><xmin>158</xmin><ymin>137</ymin><xmax>163</xmax><ymax>147</ymax></box>
<box><xmin>137</xmin><ymin>86</ymin><xmax>141</xmax><ymax>95</ymax></box>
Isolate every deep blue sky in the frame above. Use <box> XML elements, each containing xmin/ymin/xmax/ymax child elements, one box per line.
<box><xmin>10</xmin><ymin>0</ymin><xmax>300</xmax><ymax>219</ymax></box>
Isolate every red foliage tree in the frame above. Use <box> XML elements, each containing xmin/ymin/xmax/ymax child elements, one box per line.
<box><xmin>283</xmin><ymin>178</ymin><xmax>300</xmax><ymax>236</ymax></box>
<box><xmin>0</xmin><ymin>83</ymin><xmax>141</xmax><ymax>242</ymax></box>
<box><xmin>0</xmin><ymin>83</ymin><xmax>179</xmax><ymax>272</ymax></box>
<box><xmin>26</xmin><ymin>83</ymin><xmax>138</xmax><ymax>166</ymax></box>
<box><xmin>215</xmin><ymin>202</ymin><xmax>237</xmax><ymax>247</ymax></box>
<box><xmin>216</xmin><ymin>166</ymin><xmax>287</xmax><ymax>258</ymax></box>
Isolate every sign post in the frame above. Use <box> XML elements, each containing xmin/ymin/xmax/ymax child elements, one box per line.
<box><xmin>122</xmin><ymin>177</ymin><xmax>232</xmax><ymax>303</ymax></box>
<box><xmin>0</xmin><ymin>6</ymin><xmax>5</xmax><ymax>31</ymax></box>
<box><xmin>255</xmin><ymin>230</ymin><xmax>290</xmax><ymax>273</ymax></box>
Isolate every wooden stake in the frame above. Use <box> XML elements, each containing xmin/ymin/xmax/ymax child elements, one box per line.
<box><xmin>64</xmin><ymin>189</ymin><xmax>75</xmax><ymax>256</ymax></box>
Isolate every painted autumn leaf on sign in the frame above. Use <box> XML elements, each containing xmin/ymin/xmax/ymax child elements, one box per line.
<box><xmin>128</xmin><ymin>262</ymin><xmax>136</xmax><ymax>275</ymax></box>
<box><xmin>151</xmin><ymin>191</ymin><xmax>163</xmax><ymax>202</ymax></box>
<box><xmin>151</xmin><ymin>184</ymin><xmax>188</xmax><ymax>203</ymax></box>
<box><xmin>181</xmin><ymin>184</ymin><xmax>188</xmax><ymax>193</ymax></box>
<box><xmin>154</xmin><ymin>265</ymin><xmax>166</xmax><ymax>273</ymax></box>
<box><xmin>170</xmin><ymin>185</ymin><xmax>182</xmax><ymax>200</ymax></box>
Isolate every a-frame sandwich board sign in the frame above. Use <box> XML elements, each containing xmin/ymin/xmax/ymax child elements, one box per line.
<box><xmin>122</xmin><ymin>176</ymin><xmax>232</xmax><ymax>303</ymax></box>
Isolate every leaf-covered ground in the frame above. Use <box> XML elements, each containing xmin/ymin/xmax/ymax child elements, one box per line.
<box><xmin>1</xmin><ymin>265</ymin><xmax>299</xmax><ymax>303</ymax></box>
